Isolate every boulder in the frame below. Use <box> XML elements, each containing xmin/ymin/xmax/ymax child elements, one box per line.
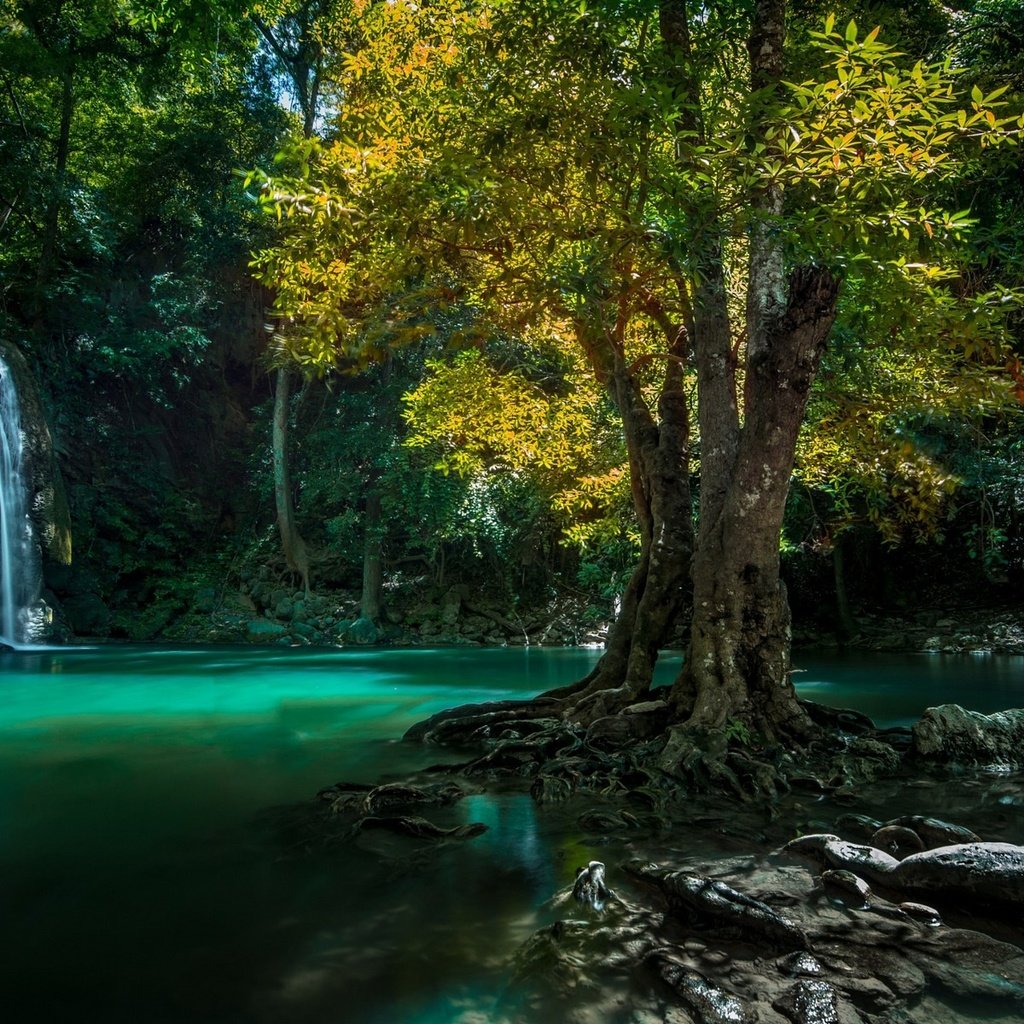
<box><xmin>246</xmin><ymin>618</ymin><xmax>286</xmax><ymax>641</ymax></box>
<box><xmin>912</xmin><ymin>704</ymin><xmax>1024</xmax><ymax>766</ymax></box>
<box><xmin>345</xmin><ymin>617</ymin><xmax>379</xmax><ymax>644</ymax></box>
<box><xmin>889</xmin><ymin>842</ymin><xmax>1024</xmax><ymax>906</ymax></box>
<box><xmin>881</xmin><ymin>815</ymin><xmax>980</xmax><ymax>849</ymax></box>
<box><xmin>821</xmin><ymin>839</ymin><xmax>899</xmax><ymax>886</ymax></box>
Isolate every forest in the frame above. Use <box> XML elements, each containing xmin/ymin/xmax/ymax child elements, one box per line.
<box><xmin>1</xmin><ymin>1</ymin><xmax>1024</xmax><ymax>1023</ymax></box>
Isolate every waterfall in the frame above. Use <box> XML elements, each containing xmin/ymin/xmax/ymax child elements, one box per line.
<box><xmin>0</xmin><ymin>355</ymin><xmax>43</xmax><ymax>646</ymax></box>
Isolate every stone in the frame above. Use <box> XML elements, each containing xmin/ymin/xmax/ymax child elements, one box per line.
<box><xmin>870</xmin><ymin>825</ymin><xmax>924</xmax><ymax>859</ymax></box>
<box><xmin>777</xmin><ymin>952</ymin><xmax>824</xmax><ymax>978</ymax></box>
<box><xmin>345</xmin><ymin>617</ymin><xmax>379</xmax><ymax>644</ymax></box>
<box><xmin>645</xmin><ymin>950</ymin><xmax>750</xmax><ymax>1023</ymax></box>
<box><xmin>821</xmin><ymin>839</ymin><xmax>899</xmax><ymax>886</ymax></box>
<box><xmin>881</xmin><ymin>815</ymin><xmax>980</xmax><ymax>849</ymax></box>
<box><xmin>821</xmin><ymin>869</ymin><xmax>871</xmax><ymax>907</ymax></box>
<box><xmin>890</xmin><ymin>842</ymin><xmax>1024</xmax><ymax>906</ymax></box>
<box><xmin>773</xmin><ymin>979</ymin><xmax>840</xmax><ymax>1024</ymax></box>
<box><xmin>246</xmin><ymin>618</ymin><xmax>286</xmax><ymax>641</ymax></box>
<box><xmin>898</xmin><ymin>901</ymin><xmax>942</xmax><ymax>926</ymax></box>
<box><xmin>912</xmin><ymin>704</ymin><xmax>1024</xmax><ymax>766</ymax></box>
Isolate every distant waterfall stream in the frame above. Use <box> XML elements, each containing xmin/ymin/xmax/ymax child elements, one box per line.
<box><xmin>0</xmin><ymin>355</ymin><xmax>41</xmax><ymax>646</ymax></box>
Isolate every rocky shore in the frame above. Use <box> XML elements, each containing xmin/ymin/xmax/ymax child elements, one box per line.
<box><xmin>266</xmin><ymin>702</ymin><xmax>1024</xmax><ymax>1023</ymax></box>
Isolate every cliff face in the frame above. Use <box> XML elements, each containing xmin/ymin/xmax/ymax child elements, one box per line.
<box><xmin>0</xmin><ymin>338</ymin><xmax>72</xmax><ymax>569</ymax></box>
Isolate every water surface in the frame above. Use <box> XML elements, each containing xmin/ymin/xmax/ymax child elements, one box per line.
<box><xmin>1</xmin><ymin>645</ymin><xmax>1022</xmax><ymax>1022</ymax></box>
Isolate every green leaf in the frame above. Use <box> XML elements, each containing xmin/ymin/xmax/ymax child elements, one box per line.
<box><xmin>845</xmin><ymin>19</ymin><xmax>858</xmax><ymax>43</ymax></box>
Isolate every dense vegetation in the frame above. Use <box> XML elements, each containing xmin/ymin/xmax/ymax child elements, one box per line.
<box><xmin>1</xmin><ymin>0</ymin><xmax>1022</xmax><ymax>698</ymax></box>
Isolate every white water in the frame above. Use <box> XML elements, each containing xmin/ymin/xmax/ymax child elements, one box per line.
<box><xmin>0</xmin><ymin>355</ymin><xmax>42</xmax><ymax>646</ymax></box>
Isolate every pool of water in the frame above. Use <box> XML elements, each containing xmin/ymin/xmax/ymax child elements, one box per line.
<box><xmin>0</xmin><ymin>645</ymin><xmax>1021</xmax><ymax>1022</ymax></box>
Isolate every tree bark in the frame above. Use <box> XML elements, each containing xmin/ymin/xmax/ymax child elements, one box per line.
<box><xmin>273</xmin><ymin>366</ymin><xmax>311</xmax><ymax>593</ymax></box>
<box><xmin>559</xmin><ymin>322</ymin><xmax>693</xmax><ymax>722</ymax></box>
<box><xmin>675</xmin><ymin>267</ymin><xmax>839</xmax><ymax>739</ymax></box>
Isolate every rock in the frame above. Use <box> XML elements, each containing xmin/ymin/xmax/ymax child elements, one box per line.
<box><xmin>882</xmin><ymin>815</ymin><xmax>981</xmax><ymax>849</ymax></box>
<box><xmin>833</xmin><ymin>814</ymin><xmax>881</xmax><ymax>841</ymax></box>
<box><xmin>821</xmin><ymin>839</ymin><xmax>899</xmax><ymax>886</ymax></box>
<box><xmin>345</xmin><ymin>616</ymin><xmax>379</xmax><ymax>644</ymax></box>
<box><xmin>646</xmin><ymin>950</ymin><xmax>750</xmax><ymax>1023</ymax></box>
<box><xmin>246</xmin><ymin>618</ymin><xmax>286</xmax><ymax>641</ymax></box>
<box><xmin>821</xmin><ymin>869</ymin><xmax>871</xmax><ymax>907</ymax></box>
<box><xmin>912</xmin><ymin>704</ymin><xmax>1024</xmax><ymax>766</ymax></box>
<box><xmin>907</xmin><ymin>928</ymin><xmax>1024</xmax><ymax>1000</ymax></box>
<box><xmin>898</xmin><ymin>901</ymin><xmax>942</xmax><ymax>926</ymax></box>
<box><xmin>777</xmin><ymin>952</ymin><xmax>824</xmax><ymax>979</ymax></box>
<box><xmin>889</xmin><ymin>842</ymin><xmax>1024</xmax><ymax>906</ymax></box>
<box><xmin>869</xmin><ymin>825</ymin><xmax>924</xmax><ymax>859</ymax></box>
<box><xmin>773</xmin><ymin>979</ymin><xmax>840</xmax><ymax>1024</ymax></box>
<box><xmin>572</xmin><ymin>861</ymin><xmax>613</xmax><ymax>911</ymax></box>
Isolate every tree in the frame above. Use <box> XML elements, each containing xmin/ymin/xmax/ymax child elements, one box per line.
<box><xmin>251</xmin><ymin>0</ymin><xmax>1019</xmax><ymax>747</ymax></box>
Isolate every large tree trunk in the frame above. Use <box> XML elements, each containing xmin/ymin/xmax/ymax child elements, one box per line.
<box><xmin>674</xmin><ymin>267</ymin><xmax>839</xmax><ymax>739</ymax></box>
<box><xmin>272</xmin><ymin>367</ymin><xmax>311</xmax><ymax>593</ymax></box>
<box><xmin>559</xmin><ymin>325</ymin><xmax>693</xmax><ymax>723</ymax></box>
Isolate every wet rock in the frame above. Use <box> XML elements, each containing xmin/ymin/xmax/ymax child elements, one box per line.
<box><xmin>646</xmin><ymin>949</ymin><xmax>750</xmax><ymax>1023</ymax></box>
<box><xmin>881</xmin><ymin>814</ymin><xmax>980</xmax><ymax>849</ymax></box>
<box><xmin>778</xmin><ymin>952</ymin><xmax>824</xmax><ymax>978</ymax></box>
<box><xmin>821</xmin><ymin>870</ymin><xmax>871</xmax><ymax>908</ymax></box>
<box><xmin>898</xmin><ymin>901</ymin><xmax>942</xmax><ymax>926</ymax></box>
<box><xmin>573</xmin><ymin>861</ymin><xmax>613</xmax><ymax>911</ymax></box>
<box><xmin>773</xmin><ymin>979</ymin><xmax>840</xmax><ymax>1024</ymax></box>
<box><xmin>833</xmin><ymin>814</ymin><xmax>881</xmax><ymax>842</ymax></box>
<box><xmin>627</xmin><ymin>862</ymin><xmax>807</xmax><ymax>950</ymax></box>
<box><xmin>869</xmin><ymin>825</ymin><xmax>924</xmax><ymax>859</ymax></box>
<box><xmin>246</xmin><ymin>618</ymin><xmax>286</xmax><ymax>641</ymax></box>
<box><xmin>912</xmin><ymin>704</ymin><xmax>1024</xmax><ymax>767</ymax></box>
<box><xmin>907</xmin><ymin>928</ymin><xmax>1024</xmax><ymax>1001</ymax></box>
<box><xmin>889</xmin><ymin>841</ymin><xmax>1024</xmax><ymax>906</ymax></box>
<box><xmin>821</xmin><ymin>839</ymin><xmax>899</xmax><ymax>887</ymax></box>
<box><xmin>344</xmin><ymin>616</ymin><xmax>379</xmax><ymax>645</ymax></box>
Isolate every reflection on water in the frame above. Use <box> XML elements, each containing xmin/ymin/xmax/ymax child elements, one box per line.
<box><xmin>0</xmin><ymin>645</ymin><xmax>1022</xmax><ymax>1022</ymax></box>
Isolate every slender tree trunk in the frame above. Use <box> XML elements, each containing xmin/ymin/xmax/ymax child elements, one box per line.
<box><xmin>360</xmin><ymin>488</ymin><xmax>383</xmax><ymax>621</ymax></box>
<box><xmin>273</xmin><ymin>366</ymin><xmax>310</xmax><ymax>593</ymax></box>
<box><xmin>35</xmin><ymin>56</ymin><xmax>74</xmax><ymax>312</ymax></box>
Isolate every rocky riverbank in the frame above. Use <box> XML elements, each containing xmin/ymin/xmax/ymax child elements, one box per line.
<box><xmin>265</xmin><ymin>702</ymin><xmax>1024</xmax><ymax>1023</ymax></box>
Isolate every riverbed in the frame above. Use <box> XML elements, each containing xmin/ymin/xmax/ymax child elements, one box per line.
<box><xmin>0</xmin><ymin>646</ymin><xmax>1022</xmax><ymax>1022</ymax></box>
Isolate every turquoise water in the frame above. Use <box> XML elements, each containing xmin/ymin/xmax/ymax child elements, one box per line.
<box><xmin>0</xmin><ymin>645</ymin><xmax>1022</xmax><ymax>1022</ymax></box>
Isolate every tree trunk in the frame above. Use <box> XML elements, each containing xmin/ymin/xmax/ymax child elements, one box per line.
<box><xmin>674</xmin><ymin>267</ymin><xmax>839</xmax><ymax>739</ymax></box>
<box><xmin>35</xmin><ymin>55</ymin><xmax>74</xmax><ymax>313</ymax></box>
<box><xmin>360</xmin><ymin>488</ymin><xmax>383</xmax><ymax>622</ymax></box>
<box><xmin>558</xmin><ymin>326</ymin><xmax>693</xmax><ymax>722</ymax></box>
<box><xmin>273</xmin><ymin>366</ymin><xmax>311</xmax><ymax>593</ymax></box>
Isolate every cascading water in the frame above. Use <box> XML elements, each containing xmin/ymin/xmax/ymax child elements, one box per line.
<box><xmin>0</xmin><ymin>355</ymin><xmax>43</xmax><ymax>646</ymax></box>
